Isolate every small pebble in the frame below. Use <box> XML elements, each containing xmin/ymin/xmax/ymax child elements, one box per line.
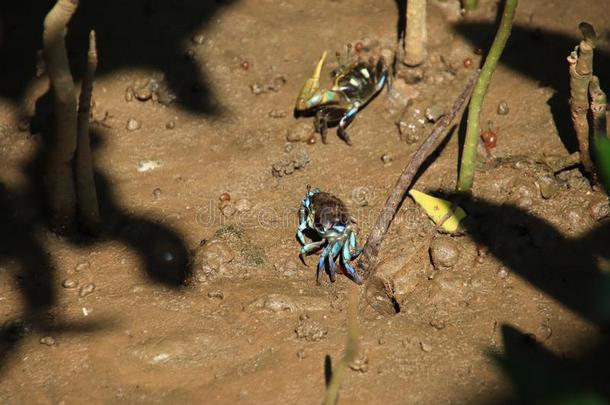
<box><xmin>250</xmin><ymin>83</ymin><xmax>264</xmax><ymax>95</ymax></box>
<box><xmin>419</xmin><ymin>341</ymin><xmax>432</xmax><ymax>352</ymax></box>
<box><xmin>497</xmin><ymin>100</ymin><xmax>510</xmax><ymax>115</ymax></box>
<box><xmin>349</xmin><ymin>355</ymin><xmax>369</xmax><ymax>373</ymax></box>
<box><xmin>430</xmin><ymin>236</ymin><xmax>460</xmax><ymax>269</ymax></box>
<box><xmin>354</xmin><ymin>41</ymin><xmax>364</xmax><ymax>53</ymax></box>
<box><xmin>240</xmin><ymin>61</ymin><xmax>250</xmax><ymax>71</ymax></box>
<box><xmin>424</xmin><ymin>105</ymin><xmax>444</xmax><ymax>122</ymax></box>
<box><xmin>268</xmin><ymin>109</ymin><xmax>287</xmax><ymax>119</ymax></box>
<box><xmin>126</xmin><ymin>118</ymin><xmax>141</xmax><ymax>131</ymax></box>
<box><xmin>296</xmin><ymin>348</ymin><xmax>306</xmax><ymax>360</ymax></box>
<box><xmin>40</xmin><ymin>336</ymin><xmax>56</xmax><ymax>346</ymax></box>
<box><xmin>152</xmin><ymin>188</ymin><xmax>162</xmax><ymax>200</ymax></box>
<box><xmin>307</xmin><ymin>135</ymin><xmax>316</xmax><ymax>145</ymax></box>
<box><xmin>589</xmin><ymin>197</ymin><xmax>610</xmax><ymax>221</ymax></box>
<box><xmin>381</xmin><ymin>153</ymin><xmax>393</xmax><ymax>165</ymax></box>
<box><xmin>165</xmin><ymin>121</ymin><xmax>176</xmax><ymax>130</ymax></box>
<box><xmin>497</xmin><ymin>267</ymin><xmax>509</xmax><ymax>279</ymax></box>
<box><xmin>191</xmin><ymin>34</ymin><xmax>205</xmax><ymax>45</ymax></box>
<box><xmin>75</xmin><ymin>261</ymin><xmax>90</xmax><ymax>272</ymax></box>
<box><xmin>137</xmin><ymin>160</ymin><xmax>162</xmax><ymax>172</ymax></box>
<box><xmin>537</xmin><ymin>175</ymin><xmax>560</xmax><ymax>199</ymax></box>
<box><xmin>79</xmin><ymin>283</ymin><xmax>96</xmax><ymax>297</ymax></box>
<box><xmin>62</xmin><ymin>279</ymin><xmax>78</xmax><ymax>289</ymax></box>
<box><xmin>463</xmin><ymin>58</ymin><xmax>472</xmax><ymax>68</ymax></box>
<box><xmin>207</xmin><ymin>290</ymin><xmax>224</xmax><ymax>299</ymax></box>
<box><xmin>124</xmin><ymin>88</ymin><xmax>134</xmax><ymax>102</ymax></box>
<box><xmin>286</xmin><ymin>122</ymin><xmax>313</xmax><ymax>142</ymax></box>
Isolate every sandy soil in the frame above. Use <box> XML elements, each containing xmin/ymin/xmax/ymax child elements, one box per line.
<box><xmin>1</xmin><ymin>0</ymin><xmax>610</xmax><ymax>403</ymax></box>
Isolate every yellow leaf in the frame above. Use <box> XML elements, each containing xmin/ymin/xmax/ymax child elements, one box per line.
<box><xmin>409</xmin><ymin>189</ymin><xmax>466</xmax><ymax>233</ymax></box>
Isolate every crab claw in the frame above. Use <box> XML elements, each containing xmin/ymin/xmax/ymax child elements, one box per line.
<box><xmin>295</xmin><ymin>51</ymin><xmax>327</xmax><ymax>111</ymax></box>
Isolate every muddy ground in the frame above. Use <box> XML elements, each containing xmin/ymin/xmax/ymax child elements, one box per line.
<box><xmin>1</xmin><ymin>0</ymin><xmax>610</xmax><ymax>403</ymax></box>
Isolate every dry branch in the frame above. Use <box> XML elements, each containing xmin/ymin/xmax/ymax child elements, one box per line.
<box><xmin>76</xmin><ymin>30</ymin><xmax>101</xmax><ymax>233</ymax></box>
<box><xmin>42</xmin><ymin>0</ymin><xmax>80</xmax><ymax>232</ymax></box>
<box><xmin>356</xmin><ymin>72</ymin><xmax>479</xmax><ymax>280</ymax></box>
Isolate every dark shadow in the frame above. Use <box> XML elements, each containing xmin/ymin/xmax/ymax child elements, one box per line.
<box><xmin>452</xmin><ymin>23</ymin><xmax>610</xmax><ymax>154</ymax></box>
<box><xmin>394</xmin><ymin>0</ymin><xmax>407</xmax><ymax>49</ymax></box>
<box><xmin>324</xmin><ymin>354</ymin><xmax>333</xmax><ymax>387</ymax></box>
<box><xmin>437</xmin><ymin>194</ymin><xmax>610</xmax><ymax>402</ymax></box>
<box><xmin>0</xmin><ymin>0</ymin><xmax>237</xmax><ymax>114</ymax></box>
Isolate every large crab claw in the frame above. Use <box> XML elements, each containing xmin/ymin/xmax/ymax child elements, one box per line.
<box><xmin>295</xmin><ymin>51</ymin><xmax>327</xmax><ymax>112</ymax></box>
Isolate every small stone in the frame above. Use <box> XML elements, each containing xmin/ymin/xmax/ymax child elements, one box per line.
<box><xmin>497</xmin><ymin>100</ymin><xmax>510</xmax><ymax>115</ymax></box>
<box><xmin>286</xmin><ymin>122</ymin><xmax>313</xmax><ymax>142</ymax></box>
<box><xmin>497</xmin><ymin>267</ymin><xmax>509</xmax><ymax>279</ymax></box>
<box><xmin>537</xmin><ymin>175</ymin><xmax>560</xmax><ymax>199</ymax></box>
<box><xmin>235</xmin><ymin>199</ymin><xmax>252</xmax><ymax>212</ymax></box>
<box><xmin>62</xmin><ymin>279</ymin><xmax>78</xmax><ymax>289</ymax></box>
<box><xmin>40</xmin><ymin>336</ymin><xmax>56</xmax><ymax>346</ymax></box>
<box><xmin>75</xmin><ymin>261</ymin><xmax>90</xmax><ymax>272</ymax></box>
<box><xmin>152</xmin><ymin>188</ymin><xmax>162</xmax><ymax>200</ymax></box>
<box><xmin>267</xmin><ymin>76</ymin><xmax>286</xmax><ymax>92</ymax></box>
<box><xmin>430</xmin><ymin>236</ymin><xmax>460</xmax><ymax>269</ymax></box>
<box><xmin>349</xmin><ymin>354</ymin><xmax>369</xmax><ymax>373</ymax></box>
<box><xmin>515</xmin><ymin>196</ymin><xmax>533</xmax><ymax>209</ymax></box>
<box><xmin>284</xmin><ymin>143</ymin><xmax>293</xmax><ymax>153</ymax></box>
<box><xmin>125</xmin><ymin>87</ymin><xmax>134</xmax><ymax>102</ymax></box>
<box><xmin>79</xmin><ymin>283</ymin><xmax>96</xmax><ymax>297</ymax></box>
<box><xmin>589</xmin><ymin>197</ymin><xmax>610</xmax><ymax>221</ymax></box>
<box><xmin>126</xmin><ymin>118</ymin><xmax>141</xmax><ymax>131</ymax></box>
<box><xmin>536</xmin><ymin>324</ymin><xmax>552</xmax><ymax>341</ymax></box>
<box><xmin>378</xmin><ymin>337</ymin><xmax>385</xmax><ymax>345</ymax></box>
<box><xmin>296</xmin><ymin>348</ymin><xmax>306</xmax><ymax>360</ymax></box>
<box><xmin>250</xmin><ymin>83</ymin><xmax>264</xmax><ymax>95</ymax></box>
<box><xmin>419</xmin><ymin>341</ymin><xmax>432</xmax><ymax>352</ymax></box>
<box><xmin>268</xmin><ymin>109</ymin><xmax>287</xmax><ymax>119</ymax></box>
<box><xmin>219</xmin><ymin>192</ymin><xmax>231</xmax><ymax>202</ymax></box>
<box><xmin>191</xmin><ymin>34</ymin><xmax>205</xmax><ymax>45</ymax></box>
<box><xmin>207</xmin><ymin>290</ymin><xmax>224</xmax><ymax>299</ymax></box>
<box><xmin>137</xmin><ymin>160</ymin><xmax>162</xmax><ymax>172</ymax></box>
<box><xmin>381</xmin><ymin>153</ymin><xmax>393</xmax><ymax>165</ymax></box>
<box><xmin>295</xmin><ymin>314</ymin><xmax>327</xmax><ymax>342</ymax></box>
<box><xmin>165</xmin><ymin>121</ymin><xmax>176</xmax><ymax>130</ymax></box>
<box><xmin>424</xmin><ymin>104</ymin><xmax>444</xmax><ymax>122</ymax></box>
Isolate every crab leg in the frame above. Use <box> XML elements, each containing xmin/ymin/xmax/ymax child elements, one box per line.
<box><xmin>316</xmin><ymin>245</ymin><xmax>331</xmax><ymax>284</ymax></box>
<box><xmin>299</xmin><ymin>240</ymin><xmax>325</xmax><ymax>266</ymax></box>
<box><xmin>337</xmin><ymin>106</ymin><xmax>359</xmax><ymax>145</ymax></box>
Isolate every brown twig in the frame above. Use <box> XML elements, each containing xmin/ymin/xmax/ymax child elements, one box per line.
<box><xmin>42</xmin><ymin>0</ymin><xmax>80</xmax><ymax>232</ymax></box>
<box><xmin>356</xmin><ymin>72</ymin><xmax>479</xmax><ymax>280</ymax></box>
<box><xmin>76</xmin><ymin>30</ymin><xmax>101</xmax><ymax>234</ymax></box>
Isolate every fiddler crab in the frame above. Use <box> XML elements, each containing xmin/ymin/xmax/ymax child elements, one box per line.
<box><xmin>296</xmin><ymin>186</ymin><xmax>363</xmax><ymax>284</ymax></box>
<box><xmin>294</xmin><ymin>45</ymin><xmax>390</xmax><ymax>145</ymax></box>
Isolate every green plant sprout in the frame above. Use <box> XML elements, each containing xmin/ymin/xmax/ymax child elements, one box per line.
<box><xmin>457</xmin><ymin>0</ymin><xmax>518</xmax><ymax>194</ymax></box>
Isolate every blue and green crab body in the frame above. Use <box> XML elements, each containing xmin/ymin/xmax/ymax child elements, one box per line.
<box><xmin>296</xmin><ymin>187</ymin><xmax>363</xmax><ymax>284</ymax></box>
<box><xmin>294</xmin><ymin>50</ymin><xmax>390</xmax><ymax>145</ymax></box>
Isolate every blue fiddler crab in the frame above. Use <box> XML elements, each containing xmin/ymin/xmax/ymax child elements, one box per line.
<box><xmin>294</xmin><ymin>46</ymin><xmax>390</xmax><ymax>145</ymax></box>
<box><xmin>296</xmin><ymin>187</ymin><xmax>363</xmax><ymax>284</ymax></box>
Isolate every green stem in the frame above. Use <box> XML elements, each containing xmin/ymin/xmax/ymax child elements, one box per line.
<box><xmin>590</xmin><ymin>76</ymin><xmax>610</xmax><ymax>191</ymax></box>
<box><xmin>457</xmin><ymin>0</ymin><xmax>518</xmax><ymax>194</ymax></box>
<box><xmin>323</xmin><ymin>284</ymin><xmax>359</xmax><ymax>405</ymax></box>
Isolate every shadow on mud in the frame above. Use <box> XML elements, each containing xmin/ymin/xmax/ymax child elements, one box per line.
<box><xmin>0</xmin><ymin>0</ymin><xmax>236</xmax><ymax>114</ymax></box>
<box><xmin>448</xmin><ymin>195</ymin><xmax>610</xmax><ymax>403</ymax></box>
<box><xmin>0</xmin><ymin>0</ymin><xmax>234</xmax><ymax>376</ymax></box>
<box><xmin>453</xmin><ymin>22</ymin><xmax>610</xmax><ymax>155</ymax></box>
